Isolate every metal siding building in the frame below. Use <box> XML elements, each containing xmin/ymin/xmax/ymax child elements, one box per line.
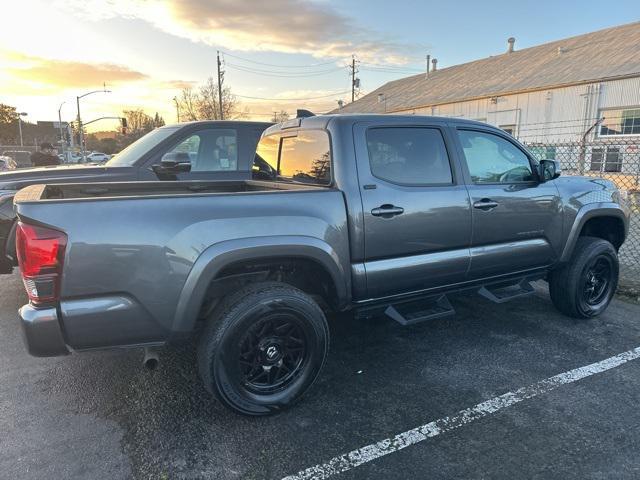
<box><xmin>336</xmin><ymin>22</ymin><xmax>640</xmax><ymax>182</ymax></box>
<box><xmin>336</xmin><ymin>22</ymin><xmax>640</xmax><ymax>139</ymax></box>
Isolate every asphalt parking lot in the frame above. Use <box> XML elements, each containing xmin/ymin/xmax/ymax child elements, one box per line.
<box><xmin>2</xmin><ymin>272</ymin><xmax>640</xmax><ymax>480</ymax></box>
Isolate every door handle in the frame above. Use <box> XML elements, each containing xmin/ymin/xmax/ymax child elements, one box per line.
<box><xmin>371</xmin><ymin>204</ymin><xmax>404</xmax><ymax>217</ymax></box>
<box><xmin>473</xmin><ymin>198</ymin><xmax>499</xmax><ymax>211</ymax></box>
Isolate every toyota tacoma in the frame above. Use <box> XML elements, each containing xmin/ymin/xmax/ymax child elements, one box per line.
<box><xmin>14</xmin><ymin>114</ymin><xmax>630</xmax><ymax>415</ymax></box>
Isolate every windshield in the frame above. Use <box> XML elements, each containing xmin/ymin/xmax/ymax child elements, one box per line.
<box><xmin>106</xmin><ymin>127</ymin><xmax>180</xmax><ymax>167</ymax></box>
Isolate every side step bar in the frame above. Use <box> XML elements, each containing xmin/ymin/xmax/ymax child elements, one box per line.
<box><xmin>356</xmin><ymin>275</ymin><xmax>541</xmax><ymax>326</ymax></box>
<box><xmin>477</xmin><ymin>279</ymin><xmax>535</xmax><ymax>304</ymax></box>
<box><xmin>384</xmin><ymin>294</ymin><xmax>455</xmax><ymax>326</ymax></box>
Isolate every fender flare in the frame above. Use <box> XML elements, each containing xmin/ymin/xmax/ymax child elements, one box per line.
<box><xmin>559</xmin><ymin>202</ymin><xmax>629</xmax><ymax>262</ymax></box>
<box><xmin>171</xmin><ymin>235</ymin><xmax>350</xmax><ymax>334</ymax></box>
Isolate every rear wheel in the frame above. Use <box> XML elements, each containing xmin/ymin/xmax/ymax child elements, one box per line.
<box><xmin>549</xmin><ymin>237</ymin><xmax>618</xmax><ymax>318</ymax></box>
<box><xmin>197</xmin><ymin>282</ymin><xmax>329</xmax><ymax>416</ymax></box>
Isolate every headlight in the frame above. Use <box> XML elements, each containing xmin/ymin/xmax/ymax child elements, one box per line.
<box><xmin>613</xmin><ymin>188</ymin><xmax>629</xmax><ymax>205</ymax></box>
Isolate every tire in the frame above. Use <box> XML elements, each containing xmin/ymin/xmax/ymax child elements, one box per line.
<box><xmin>197</xmin><ymin>281</ymin><xmax>329</xmax><ymax>416</ymax></box>
<box><xmin>549</xmin><ymin>236</ymin><xmax>619</xmax><ymax>319</ymax></box>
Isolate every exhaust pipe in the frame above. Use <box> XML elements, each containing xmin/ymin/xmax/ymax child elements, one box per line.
<box><xmin>143</xmin><ymin>347</ymin><xmax>159</xmax><ymax>370</ymax></box>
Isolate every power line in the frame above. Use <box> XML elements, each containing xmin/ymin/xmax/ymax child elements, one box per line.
<box><xmin>235</xmin><ymin>90</ymin><xmax>350</xmax><ymax>101</ymax></box>
<box><xmin>221</xmin><ymin>51</ymin><xmax>340</xmax><ymax>68</ymax></box>
<box><xmin>226</xmin><ymin>62</ymin><xmax>346</xmax><ymax>78</ymax></box>
<box><xmin>360</xmin><ymin>63</ymin><xmax>423</xmax><ymax>73</ymax></box>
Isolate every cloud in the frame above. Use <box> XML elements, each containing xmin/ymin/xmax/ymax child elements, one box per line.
<box><xmin>55</xmin><ymin>0</ymin><xmax>416</xmax><ymax>64</ymax></box>
<box><xmin>162</xmin><ymin>79</ymin><xmax>198</xmax><ymax>90</ymax></box>
<box><xmin>2</xmin><ymin>50</ymin><xmax>148</xmax><ymax>90</ymax></box>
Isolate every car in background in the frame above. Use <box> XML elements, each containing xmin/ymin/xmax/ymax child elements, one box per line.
<box><xmin>2</xmin><ymin>150</ymin><xmax>31</xmax><ymax>168</ymax></box>
<box><xmin>0</xmin><ymin>156</ymin><xmax>17</xmax><ymax>171</ymax></box>
<box><xmin>85</xmin><ymin>151</ymin><xmax>110</xmax><ymax>163</ymax></box>
<box><xmin>0</xmin><ymin>120</ymin><xmax>272</xmax><ymax>274</ymax></box>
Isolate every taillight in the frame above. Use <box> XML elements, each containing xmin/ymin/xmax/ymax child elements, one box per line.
<box><xmin>15</xmin><ymin>222</ymin><xmax>67</xmax><ymax>306</ymax></box>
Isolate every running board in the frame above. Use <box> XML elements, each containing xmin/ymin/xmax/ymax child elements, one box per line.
<box><xmin>384</xmin><ymin>294</ymin><xmax>455</xmax><ymax>326</ymax></box>
<box><xmin>477</xmin><ymin>279</ymin><xmax>534</xmax><ymax>304</ymax></box>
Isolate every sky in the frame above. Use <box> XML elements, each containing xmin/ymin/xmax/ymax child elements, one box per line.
<box><xmin>1</xmin><ymin>0</ymin><xmax>638</xmax><ymax>131</ymax></box>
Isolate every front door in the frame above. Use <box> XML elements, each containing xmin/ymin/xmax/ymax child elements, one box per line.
<box><xmin>453</xmin><ymin>126</ymin><xmax>562</xmax><ymax>279</ymax></box>
<box><xmin>355</xmin><ymin>122</ymin><xmax>472</xmax><ymax>298</ymax></box>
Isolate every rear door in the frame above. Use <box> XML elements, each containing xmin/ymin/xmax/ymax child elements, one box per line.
<box><xmin>354</xmin><ymin>121</ymin><xmax>472</xmax><ymax>298</ymax></box>
<box><xmin>453</xmin><ymin>126</ymin><xmax>562</xmax><ymax>279</ymax></box>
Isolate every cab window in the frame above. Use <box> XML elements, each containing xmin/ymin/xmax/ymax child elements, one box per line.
<box><xmin>163</xmin><ymin>129</ymin><xmax>238</xmax><ymax>172</ymax></box>
<box><xmin>253</xmin><ymin>130</ymin><xmax>332</xmax><ymax>185</ymax></box>
<box><xmin>279</xmin><ymin>131</ymin><xmax>331</xmax><ymax>185</ymax></box>
<box><xmin>253</xmin><ymin>134</ymin><xmax>279</xmax><ymax>180</ymax></box>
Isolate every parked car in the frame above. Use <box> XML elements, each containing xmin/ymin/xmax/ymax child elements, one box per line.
<box><xmin>14</xmin><ymin>114</ymin><xmax>629</xmax><ymax>415</ymax></box>
<box><xmin>0</xmin><ymin>120</ymin><xmax>272</xmax><ymax>273</ymax></box>
<box><xmin>2</xmin><ymin>150</ymin><xmax>31</xmax><ymax>168</ymax></box>
<box><xmin>0</xmin><ymin>156</ymin><xmax>17</xmax><ymax>171</ymax></box>
<box><xmin>85</xmin><ymin>151</ymin><xmax>110</xmax><ymax>163</ymax></box>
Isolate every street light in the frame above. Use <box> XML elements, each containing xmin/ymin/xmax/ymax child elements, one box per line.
<box><xmin>17</xmin><ymin>112</ymin><xmax>27</xmax><ymax>147</ymax></box>
<box><xmin>76</xmin><ymin>87</ymin><xmax>111</xmax><ymax>160</ymax></box>
<box><xmin>173</xmin><ymin>96</ymin><xmax>180</xmax><ymax>122</ymax></box>
<box><xmin>58</xmin><ymin>102</ymin><xmax>66</xmax><ymax>160</ymax></box>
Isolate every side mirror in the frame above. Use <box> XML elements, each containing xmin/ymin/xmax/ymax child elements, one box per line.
<box><xmin>538</xmin><ymin>159</ymin><xmax>561</xmax><ymax>182</ymax></box>
<box><xmin>151</xmin><ymin>152</ymin><xmax>192</xmax><ymax>179</ymax></box>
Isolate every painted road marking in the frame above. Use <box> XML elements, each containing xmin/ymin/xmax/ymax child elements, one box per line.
<box><xmin>282</xmin><ymin>346</ymin><xmax>640</xmax><ymax>480</ymax></box>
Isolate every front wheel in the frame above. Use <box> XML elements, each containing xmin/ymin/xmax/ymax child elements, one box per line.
<box><xmin>197</xmin><ymin>282</ymin><xmax>329</xmax><ymax>416</ymax></box>
<box><xmin>549</xmin><ymin>237</ymin><xmax>619</xmax><ymax>318</ymax></box>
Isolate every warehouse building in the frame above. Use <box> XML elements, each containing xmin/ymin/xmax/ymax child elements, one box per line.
<box><xmin>337</xmin><ymin>22</ymin><xmax>640</xmax><ymax>184</ymax></box>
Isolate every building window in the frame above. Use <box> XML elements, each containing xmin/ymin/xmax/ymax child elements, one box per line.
<box><xmin>605</xmin><ymin>147</ymin><xmax>622</xmax><ymax>172</ymax></box>
<box><xmin>590</xmin><ymin>146</ymin><xmax>621</xmax><ymax>173</ymax></box>
<box><xmin>500</xmin><ymin>124</ymin><xmax>516</xmax><ymax>136</ymax></box>
<box><xmin>598</xmin><ymin>108</ymin><xmax>640</xmax><ymax>136</ymax></box>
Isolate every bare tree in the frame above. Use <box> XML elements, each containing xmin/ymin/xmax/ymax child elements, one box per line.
<box><xmin>271</xmin><ymin>110</ymin><xmax>290</xmax><ymax>123</ymax></box>
<box><xmin>177</xmin><ymin>77</ymin><xmax>242</xmax><ymax>121</ymax></box>
<box><xmin>178</xmin><ymin>87</ymin><xmax>199</xmax><ymax>121</ymax></box>
<box><xmin>115</xmin><ymin>109</ymin><xmax>165</xmax><ymax>149</ymax></box>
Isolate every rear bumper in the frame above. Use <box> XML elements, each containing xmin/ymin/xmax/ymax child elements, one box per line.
<box><xmin>18</xmin><ymin>304</ymin><xmax>70</xmax><ymax>357</ymax></box>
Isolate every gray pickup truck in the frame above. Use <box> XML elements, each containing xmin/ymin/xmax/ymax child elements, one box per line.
<box><xmin>14</xmin><ymin>114</ymin><xmax>630</xmax><ymax>415</ymax></box>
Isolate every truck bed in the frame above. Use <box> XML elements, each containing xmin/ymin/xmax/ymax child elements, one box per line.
<box><xmin>14</xmin><ymin>178</ymin><xmax>351</xmax><ymax>351</ymax></box>
<box><xmin>14</xmin><ymin>179</ymin><xmax>321</xmax><ymax>203</ymax></box>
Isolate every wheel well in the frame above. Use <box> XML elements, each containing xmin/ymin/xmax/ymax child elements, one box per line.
<box><xmin>199</xmin><ymin>257</ymin><xmax>339</xmax><ymax>319</ymax></box>
<box><xmin>579</xmin><ymin>216</ymin><xmax>625</xmax><ymax>250</ymax></box>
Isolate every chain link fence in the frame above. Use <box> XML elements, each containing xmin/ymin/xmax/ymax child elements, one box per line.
<box><xmin>523</xmin><ymin>136</ymin><xmax>640</xmax><ymax>273</ymax></box>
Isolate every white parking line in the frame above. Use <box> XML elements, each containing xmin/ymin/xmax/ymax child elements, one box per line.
<box><xmin>282</xmin><ymin>346</ymin><xmax>640</xmax><ymax>480</ymax></box>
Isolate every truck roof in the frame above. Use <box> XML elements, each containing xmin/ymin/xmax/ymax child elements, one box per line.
<box><xmin>163</xmin><ymin>120</ymin><xmax>274</xmax><ymax>129</ymax></box>
<box><xmin>262</xmin><ymin>114</ymin><xmax>495</xmax><ymax>137</ymax></box>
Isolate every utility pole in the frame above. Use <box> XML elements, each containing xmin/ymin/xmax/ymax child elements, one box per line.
<box><xmin>349</xmin><ymin>55</ymin><xmax>360</xmax><ymax>103</ymax></box>
<box><xmin>17</xmin><ymin>112</ymin><xmax>27</xmax><ymax>146</ymax></box>
<box><xmin>217</xmin><ymin>51</ymin><xmax>224</xmax><ymax>120</ymax></box>
<box><xmin>350</xmin><ymin>55</ymin><xmax>356</xmax><ymax>103</ymax></box>
<box><xmin>58</xmin><ymin>102</ymin><xmax>66</xmax><ymax>159</ymax></box>
<box><xmin>76</xmin><ymin>96</ymin><xmax>83</xmax><ymax>158</ymax></box>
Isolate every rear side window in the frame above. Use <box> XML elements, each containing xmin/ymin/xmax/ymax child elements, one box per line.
<box><xmin>279</xmin><ymin>131</ymin><xmax>331</xmax><ymax>185</ymax></box>
<box><xmin>366</xmin><ymin>127</ymin><xmax>453</xmax><ymax>185</ymax></box>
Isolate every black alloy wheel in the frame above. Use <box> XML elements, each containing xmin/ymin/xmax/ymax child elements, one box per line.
<box><xmin>198</xmin><ymin>282</ymin><xmax>329</xmax><ymax>416</ymax></box>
